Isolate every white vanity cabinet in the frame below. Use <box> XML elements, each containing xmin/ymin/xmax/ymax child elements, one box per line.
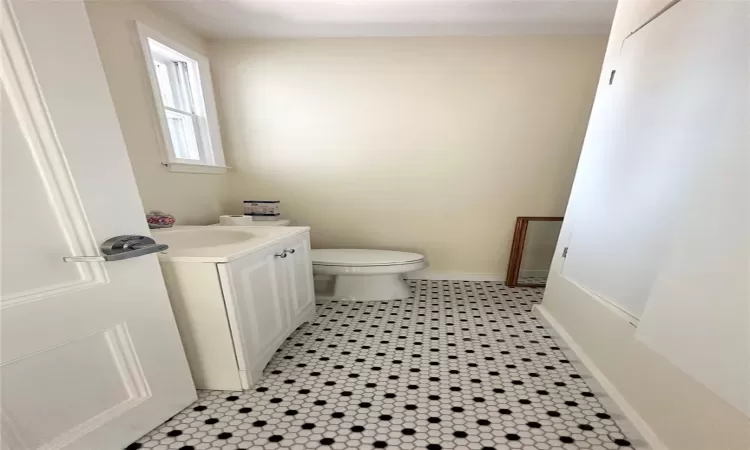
<box><xmin>217</xmin><ymin>233</ymin><xmax>315</xmax><ymax>388</ymax></box>
<box><xmin>158</xmin><ymin>229</ymin><xmax>315</xmax><ymax>390</ymax></box>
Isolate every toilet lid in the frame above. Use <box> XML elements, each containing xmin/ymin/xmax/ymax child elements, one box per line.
<box><xmin>311</xmin><ymin>249</ymin><xmax>424</xmax><ymax>267</ymax></box>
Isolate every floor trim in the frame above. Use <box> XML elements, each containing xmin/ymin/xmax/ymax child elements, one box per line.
<box><xmin>404</xmin><ymin>270</ymin><xmax>504</xmax><ymax>282</ymax></box>
<box><xmin>558</xmin><ymin>274</ymin><xmax>641</xmax><ymax>326</ymax></box>
<box><xmin>534</xmin><ymin>304</ymin><xmax>667</xmax><ymax>450</ymax></box>
<box><xmin>519</xmin><ymin>269</ymin><xmax>549</xmax><ymax>278</ymax></box>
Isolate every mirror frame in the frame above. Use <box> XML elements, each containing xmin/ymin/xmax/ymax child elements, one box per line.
<box><xmin>505</xmin><ymin>216</ymin><xmax>564</xmax><ymax>288</ymax></box>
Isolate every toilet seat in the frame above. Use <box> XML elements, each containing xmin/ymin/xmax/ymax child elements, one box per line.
<box><xmin>311</xmin><ymin>249</ymin><xmax>424</xmax><ymax>267</ymax></box>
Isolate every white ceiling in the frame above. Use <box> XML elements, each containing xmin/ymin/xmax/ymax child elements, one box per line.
<box><xmin>147</xmin><ymin>0</ymin><xmax>617</xmax><ymax>40</ymax></box>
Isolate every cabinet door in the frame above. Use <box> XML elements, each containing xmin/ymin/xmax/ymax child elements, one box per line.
<box><xmin>280</xmin><ymin>233</ymin><xmax>316</xmax><ymax>328</ymax></box>
<box><xmin>219</xmin><ymin>246</ymin><xmax>287</xmax><ymax>385</ymax></box>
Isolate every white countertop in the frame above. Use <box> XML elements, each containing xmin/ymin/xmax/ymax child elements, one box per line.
<box><xmin>152</xmin><ymin>225</ymin><xmax>310</xmax><ymax>263</ymax></box>
<box><xmin>212</xmin><ymin>219</ymin><xmax>292</xmax><ymax>227</ymax></box>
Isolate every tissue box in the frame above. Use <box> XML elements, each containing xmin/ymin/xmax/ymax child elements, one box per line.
<box><xmin>243</xmin><ymin>200</ymin><xmax>280</xmax><ymax>218</ymax></box>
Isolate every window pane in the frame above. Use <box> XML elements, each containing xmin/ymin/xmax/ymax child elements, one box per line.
<box><xmin>173</xmin><ymin>61</ymin><xmax>196</xmax><ymax>113</ymax></box>
<box><xmin>165</xmin><ymin>109</ymin><xmax>200</xmax><ymax>161</ymax></box>
<box><xmin>153</xmin><ymin>60</ymin><xmax>176</xmax><ymax>109</ymax></box>
<box><xmin>148</xmin><ymin>37</ymin><xmax>215</xmax><ymax>165</ymax></box>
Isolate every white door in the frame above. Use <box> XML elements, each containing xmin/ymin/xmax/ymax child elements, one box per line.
<box><xmin>0</xmin><ymin>1</ymin><xmax>196</xmax><ymax>449</ymax></box>
<box><xmin>280</xmin><ymin>233</ymin><xmax>316</xmax><ymax>326</ymax></box>
<box><xmin>560</xmin><ymin>0</ymin><xmax>748</xmax><ymax>322</ymax></box>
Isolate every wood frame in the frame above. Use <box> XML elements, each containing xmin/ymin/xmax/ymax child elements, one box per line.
<box><xmin>505</xmin><ymin>217</ymin><xmax>563</xmax><ymax>287</ymax></box>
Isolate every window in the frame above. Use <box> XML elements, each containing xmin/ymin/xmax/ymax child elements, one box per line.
<box><xmin>137</xmin><ymin>23</ymin><xmax>226</xmax><ymax>173</ymax></box>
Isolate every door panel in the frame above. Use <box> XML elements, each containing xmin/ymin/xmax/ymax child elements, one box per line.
<box><xmin>0</xmin><ymin>1</ymin><xmax>196</xmax><ymax>448</ymax></box>
<box><xmin>1</xmin><ymin>325</ymin><xmax>149</xmax><ymax>449</ymax></box>
<box><xmin>0</xmin><ymin>84</ymin><xmax>83</xmax><ymax>299</ymax></box>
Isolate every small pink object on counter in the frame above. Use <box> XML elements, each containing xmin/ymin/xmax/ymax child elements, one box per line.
<box><xmin>146</xmin><ymin>210</ymin><xmax>175</xmax><ymax>229</ymax></box>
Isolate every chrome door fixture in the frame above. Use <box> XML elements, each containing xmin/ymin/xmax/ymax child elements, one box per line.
<box><xmin>275</xmin><ymin>251</ymin><xmax>288</xmax><ymax>258</ymax></box>
<box><xmin>63</xmin><ymin>235</ymin><xmax>168</xmax><ymax>263</ymax></box>
<box><xmin>285</xmin><ymin>249</ymin><xmax>295</xmax><ymax>254</ymax></box>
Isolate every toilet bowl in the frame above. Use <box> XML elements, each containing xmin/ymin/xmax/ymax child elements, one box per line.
<box><xmin>311</xmin><ymin>249</ymin><xmax>427</xmax><ymax>301</ymax></box>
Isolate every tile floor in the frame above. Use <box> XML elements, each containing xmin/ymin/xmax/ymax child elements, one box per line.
<box><xmin>127</xmin><ymin>280</ymin><xmax>636</xmax><ymax>450</ymax></box>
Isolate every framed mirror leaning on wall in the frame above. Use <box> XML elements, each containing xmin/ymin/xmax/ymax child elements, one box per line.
<box><xmin>506</xmin><ymin>217</ymin><xmax>563</xmax><ymax>287</ymax></box>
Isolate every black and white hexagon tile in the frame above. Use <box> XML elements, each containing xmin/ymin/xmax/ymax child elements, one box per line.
<box><xmin>127</xmin><ymin>281</ymin><xmax>638</xmax><ymax>450</ymax></box>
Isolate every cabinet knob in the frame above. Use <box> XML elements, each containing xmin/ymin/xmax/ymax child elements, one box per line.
<box><xmin>285</xmin><ymin>248</ymin><xmax>295</xmax><ymax>254</ymax></box>
<box><xmin>275</xmin><ymin>252</ymin><xmax>287</xmax><ymax>258</ymax></box>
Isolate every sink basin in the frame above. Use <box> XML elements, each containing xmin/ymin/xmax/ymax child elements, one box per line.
<box><xmin>152</xmin><ymin>225</ymin><xmax>309</xmax><ymax>262</ymax></box>
<box><xmin>154</xmin><ymin>228</ymin><xmax>255</xmax><ymax>250</ymax></box>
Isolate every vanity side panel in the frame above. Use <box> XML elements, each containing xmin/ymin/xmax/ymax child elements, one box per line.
<box><xmin>160</xmin><ymin>261</ymin><xmax>243</xmax><ymax>390</ymax></box>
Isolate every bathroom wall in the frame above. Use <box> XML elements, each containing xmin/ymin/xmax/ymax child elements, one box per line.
<box><xmin>85</xmin><ymin>1</ymin><xmax>228</xmax><ymax>225</ymax></box>
<box><xmin>210</xmin><ymin>36</ymin><xmax>606</xmax><ymax>277</ymax></box>
<box><xmin>539</xmin><ymin>0</ymin><xmax>750</xmax><ymax>449</ymax></box>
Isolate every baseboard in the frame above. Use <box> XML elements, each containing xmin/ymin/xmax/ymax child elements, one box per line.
<box><xmin>534</xmin><ymin>304</ymin><xmax>667</xmax><ymax>450</ymax></box>
<box><xmin>405</xmin><ymin>270</ymin><xmax>504</xmax><ymax>282</ymax></box>
<box><xmin>519</xmin><ymin>269</ymin><xmax>549</xmax><ymax>278</ymax></box>
<box><xmin>316</xmin><ymin>271</ymin><xmax>504</xmax><ymax>282</ymax></box>
<box><xmin>560</xmin><ymin>274</ymin><xmax>641</xmax><ymax>326</ymax></box>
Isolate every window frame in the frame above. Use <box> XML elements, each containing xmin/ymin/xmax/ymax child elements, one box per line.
<box><xmin>136</xmin><ymin>22</ymin><xmax>227</xmax><ymax>174</ymax></box>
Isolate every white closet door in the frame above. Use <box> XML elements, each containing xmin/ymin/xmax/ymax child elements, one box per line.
<box><xmin>629</xmin><ymin>0</ymin><xmax>749</xmax><ymax>417</ymax></box>
<box><xmin>562</xmin><ymin>0</ymin><xmax>749</xmax><ymax>414</ymax></box>
<box><xmin>561</xmin><ymin>0</ymin><xmax>747</xmax><ymax>319</ymax></box>
<box><xmin>561</xmin><ymin>31</ymin><xmax>677</xmax><ymax>317</ymax></box>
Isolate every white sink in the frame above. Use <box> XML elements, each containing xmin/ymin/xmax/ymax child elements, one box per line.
<box><xmin>154</xmin><ymin>228</ymin><xmax>255</xmax><ymax>250</ymax></box>
<box><xmin>152</xmin><ymin>225</ymin><xmax>309</xmax><ymax>262</ymax></box>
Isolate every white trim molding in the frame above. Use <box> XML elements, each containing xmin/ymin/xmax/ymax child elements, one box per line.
<box><xmin>519</xmin><ymin>269</ymin><xmax>549</xmax><ymax>278</ymax></box>
<box><xmin>560</xmin><ymin>274</ymin><xmax>640</xmax><ymax>326</ymax></box>
<box><xmin>161</xmin><ymin>162</ymin><xmax>229</xmax><ymax>174</ymax></box>
<box><xmin>534</xmin><ymin>304</ymin><xmax>667</xmax><ymax>450</ymax></box>
<box><xmin>404</xmin><ymin>270</ymin><xmax>504</xmax><ymax>282</ymax></box>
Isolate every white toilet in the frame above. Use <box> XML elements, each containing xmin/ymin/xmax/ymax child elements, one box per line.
<box><xmin>311</xmin><ymin>249</ymin><xmax>427</xmax><ymax>301</ymax></box>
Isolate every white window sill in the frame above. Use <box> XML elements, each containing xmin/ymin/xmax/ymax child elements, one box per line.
<box><xmin>162</xmin><ymin>162</ymin><xmax>229</xmax><ymax>174</ymax></box>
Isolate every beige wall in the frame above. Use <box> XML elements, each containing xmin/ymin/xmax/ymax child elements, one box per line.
<box><xmin>540</xmin><ymin>0</ymin><xmax>750</xmax><ymax>449</ymax></box>
<box><xmin>85</xmin><ymin>1</ymin><xmax>228</xmax><ymax>225</ymax></box>
<box><xmin>211</xmin><ymin>37</ymin><xmax>605</xmax><ymax>276</ymax></box>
